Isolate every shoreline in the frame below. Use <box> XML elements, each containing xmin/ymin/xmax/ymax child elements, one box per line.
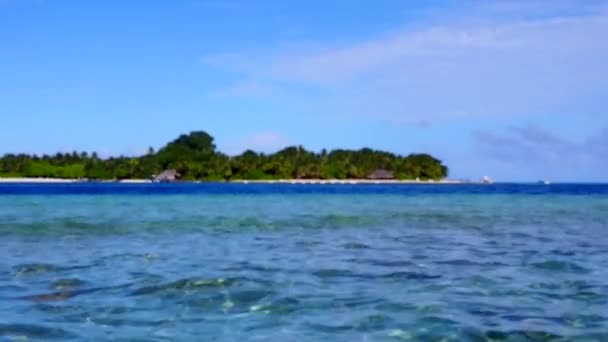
<box><xmin>0</xmin><ymin>177</ymin><xmax>80</xmax><ymax>183</ymax></box>
<box><xmin>0</xmin><ymin>177</ymin><xmax>482</xmax><ymax>184</ymax></box>
<box><xmin>229</xmin><ymin>179</ymin><xmax>476</xmax><ymax>185</ymax></box>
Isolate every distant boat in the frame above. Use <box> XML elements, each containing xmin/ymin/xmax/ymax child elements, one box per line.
<box><xmin>538</xmin><ymin>180</ymin><xmax>551</xmax><ymax>185</ymax></box>
<box><xmin>481</xmin><ymin>176</ymin><xmax>494</xmax><ymax>184</ymax></box>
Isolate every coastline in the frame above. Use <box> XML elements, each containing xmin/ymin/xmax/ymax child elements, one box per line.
<box><xmin>0</xmin><ymin>177</ymin><xmax>80</xmax><ymax>183</ymax></box>
<box><xmin>229</xmin><ymin>179</ymin><xmax>474</xmax><ymax>185</ymax></box>
<box><xmin>0</xmin><ymin>178</ymin><xmax>154</xmax><ymax>184</ymax></box>
<box><xmin>0</xmin><ymin>177</ymin><xmax>479</xmax><ymax>184</ymax></box>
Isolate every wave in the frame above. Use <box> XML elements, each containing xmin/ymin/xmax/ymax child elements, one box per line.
<box><xmin>0</xmin><ymin>323</ymin><xmax>76</xmax><ymax>340</ymax></box>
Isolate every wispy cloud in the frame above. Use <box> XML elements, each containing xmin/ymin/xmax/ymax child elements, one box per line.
<box><xmin>224</xmin><ymin>131</ymin><xmax>289</xmax><ymax>155</ymax></box>
<box><xmin>0</xmin><ymin>0</ymin><xmax>46</xmax><ymax>7</ymax></box>
<box><xmin>195</xmin><ymin>0</ymin><xmax>247</xmax><ymax>10</ymax></box>
<box><xmin>211</xmin><ymin>80</ymin><xmax>281</xmax><ymax>98</ymax></box>
<box><xmin>245</xmin><ymin>131</ymin><xmax>288</xmax><ymax>151</ymax></box>
<box><xmin>205</xmin><ymin>1</ymin><xmax>608</xmax><ymax>125</ymax></box>
<box><xmin>473</xmin><ymin>124</ymin><xmax>608</xmax><ymax>180</ymax></box>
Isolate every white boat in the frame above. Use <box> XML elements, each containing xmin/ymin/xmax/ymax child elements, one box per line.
<box><xmin>482</xmin><ymin>176</ymin><xmax>494</xmax><ymax>184</ymax></box>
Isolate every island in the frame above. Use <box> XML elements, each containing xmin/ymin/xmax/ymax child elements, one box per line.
<box><xmin>0</xmin><ymin>131</ymin><xmax>450</xmax><ymax>182</ymax></box>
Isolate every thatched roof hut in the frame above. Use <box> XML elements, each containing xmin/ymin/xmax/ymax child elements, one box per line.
<box><xmin>153</xmin><ymin>169</ymin><xmax>181</xmax><ymax>183</ymax></box>
<box><xmin>367</xmin><ymin>169</ymin><xmax>394</xmax><ymax>180</ymax></box>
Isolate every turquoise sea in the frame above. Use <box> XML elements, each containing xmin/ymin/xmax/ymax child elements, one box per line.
<box><xmin>0</xmin><ymin>183</ymin><xmax>607</xmax><ymax>341</ymax></box>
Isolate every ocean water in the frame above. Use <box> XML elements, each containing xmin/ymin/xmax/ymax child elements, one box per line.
<box><xmin>0</xmin><ymin>183</ymin><xmax>607</xmax><ymax>341</ymax></box>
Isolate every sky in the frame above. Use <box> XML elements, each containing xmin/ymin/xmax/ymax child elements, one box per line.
<box><xmin>1</xmin><ymin>0</ymin><xmax>607</xmax><ymax>181</ymax></box>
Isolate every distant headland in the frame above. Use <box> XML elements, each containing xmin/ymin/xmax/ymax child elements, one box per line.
<box><xmin>0</xmin><ymin>131</ymin><xmax>452</xmax><ymax>182</ymax></box>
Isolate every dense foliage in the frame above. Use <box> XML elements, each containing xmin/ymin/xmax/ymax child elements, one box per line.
<box><xmin>0</xmin><ymin>131</ymin><xmax>448</xmax><ymax>180</ymax></box>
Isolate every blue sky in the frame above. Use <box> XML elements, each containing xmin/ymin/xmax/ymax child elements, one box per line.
<box><xmin>1</xmin><ymin>0</ymin><xmax>607</xmax><ymax>181</ymax></box>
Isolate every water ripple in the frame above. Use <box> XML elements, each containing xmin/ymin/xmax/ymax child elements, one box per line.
<box><xmin>0</xmin><ymin>189</ymin><xmax>607</xmax><ymax>340</ymax></box>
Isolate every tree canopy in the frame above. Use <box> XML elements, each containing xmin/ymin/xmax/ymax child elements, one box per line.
<box><xmin>0</xmin><ymin>131</ymin><xmax>449</xmax><ymax>180</ymax></box>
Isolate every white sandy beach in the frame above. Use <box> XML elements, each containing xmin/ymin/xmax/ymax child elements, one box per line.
<box><xmin>0</xmin><ymin>178</ymin><xmax>478</xmax><ymax>184</ymax></box>
<box><xmin>0</xmin><ymin>177</ymin><xmax>79</xmax><ymax>183</ymax></box>
<box><xmin>0</xmin><ymin>178</ymin><xmax>151</xmax><ymax>184</ymax></box>
<box><xmin>229</xmin><ymin>179</ymin><xmax>472</xmax><ymax>185</ymax></box>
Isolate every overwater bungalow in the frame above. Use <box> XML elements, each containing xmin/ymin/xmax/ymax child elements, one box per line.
<box><xmin>153</xmin><ymin>169</ymin><xmax>181</xmax><ymax>183</ymax></box>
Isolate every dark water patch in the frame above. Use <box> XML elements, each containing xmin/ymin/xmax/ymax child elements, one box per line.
<box><xmin>468</xmin><ymin>308</ymin><xmax>501</xmax><ymax>317</ymax></box>
<box><xmin>230</xmin><ymin>289</ymin><xmax>275</xmax><ymax>305</ymax></box>
<box><xmin>375</xmin><ymin>301</ymin><xmax>417</xmax><ymax>312</ymax></box>
<box><xmin>24</xmin><ymin>284</ymin><xmax>121</xmax><ymax>302</ymax></box>
<box><xmin>570</xmin><ymin>333</ymin><xmax>608</xmax><ymax>340</ymax></box>
<box><xmin>436</xmin><ymin>259</ymin><xmax>479</xmax><ymax>266</ymax></box>
<box><xmin>180</xmin><ymin>293</ymin><xmax>233</xmax><ymax>311</ymax></box>
<box><xmin>0</xmin><ymin>221</ymin><xmax>130</xmax><ymax>237</ymax></box>
<box><xmin>550</xmin><ymin>249</ymin><xmax>576</xmax><ymax>256</ymax></box>
<box><xmin>530</xmin><ymin>282</ymin><xmax>567</xmax><ymax>291</ymax></box>
<box><xmin>380</xmin><ymin>271</ymin><xmax>441</xmax><ymax>280</ymax></box>
<box><xmin>305</xmin><ymin>322</ymin><xmax>354</xmax><ymax>333</ymax></box>
<box><xmin>127</xmin><ymin>271</ymin><xmax>165</xmax><ymax>285</ymax></box>
<box><xmin>362</xmin><ymin>259</ymin><xmax>416</xmax><ymax>268</ymax></box>
<box><xmin>0</xmin><ymin>323</ymin><xmax>76</xmax><ymax>339</ymax></box>
<box><xmin>500</xmin><ymin>314</ymin><xmax>568</xmax><ymax>327</ymax></box>
<box><xmin>529</xmin><ymin>260</ymin><xmax>589</xmax><ymax>273</ymax></box>
<box><xmin>487</xmin><ymin>329</ymin><xmax>563</xmax><ymax>341</ymax></box>
<box><xmin>320</xmin><ymin>214</ymin><xmax>375</xmax><ymax>228</ymax></box>
<box><xmin>572</xmin><ymin>291</ymin><xmax>605</xmax><ymax>302</ymax></box>
<box><xmin>0</xmin><ymin>284</ymin><xmax>26</xmax><ymax>293</ymax></box>
<box><xmin>528</xmin><ymin>281</ymin><xmax>606</xmax><ymax>303</ymax></box>
<box><xmin>12</xmin><ymin>263</ymin><xmax>60</xmax><ymax>276</ymax></box>
<box><xmin>312</xmin><ymin>269</ymin><xmax>440</xmax><ymax>281</ymax></box>
<box><xmin>417</xmin><ymin>315</ymin><xmax>460</xmax><ymax>329</ymax></box>
<box><xmin>337</xmin><ymin>297</ymin><xmax>384</xmax><ymax>308</ymax></box>
<box><xmin>293</xmin><ymin>239</ymin><xmax>322</xmax><ymax>247</ymax></box>
<box><xmin>221</xmin><ymin>261</ymin><xmax>282</xmax><ymax>273</ymax></box>
<box><xmin>12</xmin><ymin>263</ymin><xmax>91</xmax><ymax>277</ymax></box>
<box><xmin>22</xmin><ymin>283</ymin><xmax>133</xmax><ymax>304</ymax></box>
<box><xmin>97</xmin><ymin>252</ymin><xmax>159</xmax><ymax>262</ymax></box>
<box><xmin>312</xmin><ymin>269</ymin><xmax>355</xmax><ymax>279</ymax></box>
<box><xmin>89</xmin><ymin>317</ymin><xmax>174</xmax><ymax>327</ymax></box>
<box><xmin>130</xmin><ymin>277</ymin><xmax>234</xmax><ymax>296</ymax></box>
<box><xmin>265</xmin><ymin>296</ymin><xmax>301</xmax><ymax>314</ymax></box>
<box><xmin>531</xmin><ymin>280</ymin><xmax>598</xmax><ymax>292</ymax></box>
<box><xmin>111</xmin><ymin>339</ymin><xmax>173</xmax><ymax>342</ymax></box>
<box><xmin>466</xmin><ymin>275</ymin><xmax>502</xmax><ymax>287</ymax></box>
<box><xmin>41</xmin><ymin>305</ymin><xmax>157</xmax><ymax>325</ymax></box>
<box><xmin>205</xmin><ymin>216</ymin><xmax>279</xmax><ymax>231</ymax></box>
<box><xmin>342</xmin><ymin>242</ymin><xmax>370</xmax><ymax>249</ymax></box>
<box><xmin>456</xmin><ymin>328</ymin><xmax>566</xmax><ymax>341</ymax></box>
<box><xmin>32</xmin><ymin>303</ymin><xmax>85</xmax><ymax>316</ymax></box>
<box><xmin>561</xmin><ymin>314</ymin><xmax>607</xmax><ymax>329</ymax></box>
<box><xmin>355</xmin><ymin>314</ymin><xmax>392</xmax><ymax>331</ymax></box>
<box><xmin>52</xmin><ymin>278</ymin><xmax>86</xmax><ymax>290</ymax></box>
<box><xmin>26</xmin><ymin>291</ymin><xmax>79</xmax><ymax>302</ymax></box>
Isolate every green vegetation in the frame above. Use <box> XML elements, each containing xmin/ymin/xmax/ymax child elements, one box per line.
<box><xmin>0</xmin><ymin>131</ymin><xmax>448</xmax><ymax>181</ymax></box>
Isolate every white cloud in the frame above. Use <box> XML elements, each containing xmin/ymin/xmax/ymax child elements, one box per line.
<box><xmin>205</xmin><ymin>1</ymin><xmax>608</xmax><ymax>125</ymax></box>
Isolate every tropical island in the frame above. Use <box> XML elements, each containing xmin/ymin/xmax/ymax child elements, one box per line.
<box><xmin>0</xmin><ymin>131</ymin><xmax>449</xmax><ymax>182</ymax></box>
